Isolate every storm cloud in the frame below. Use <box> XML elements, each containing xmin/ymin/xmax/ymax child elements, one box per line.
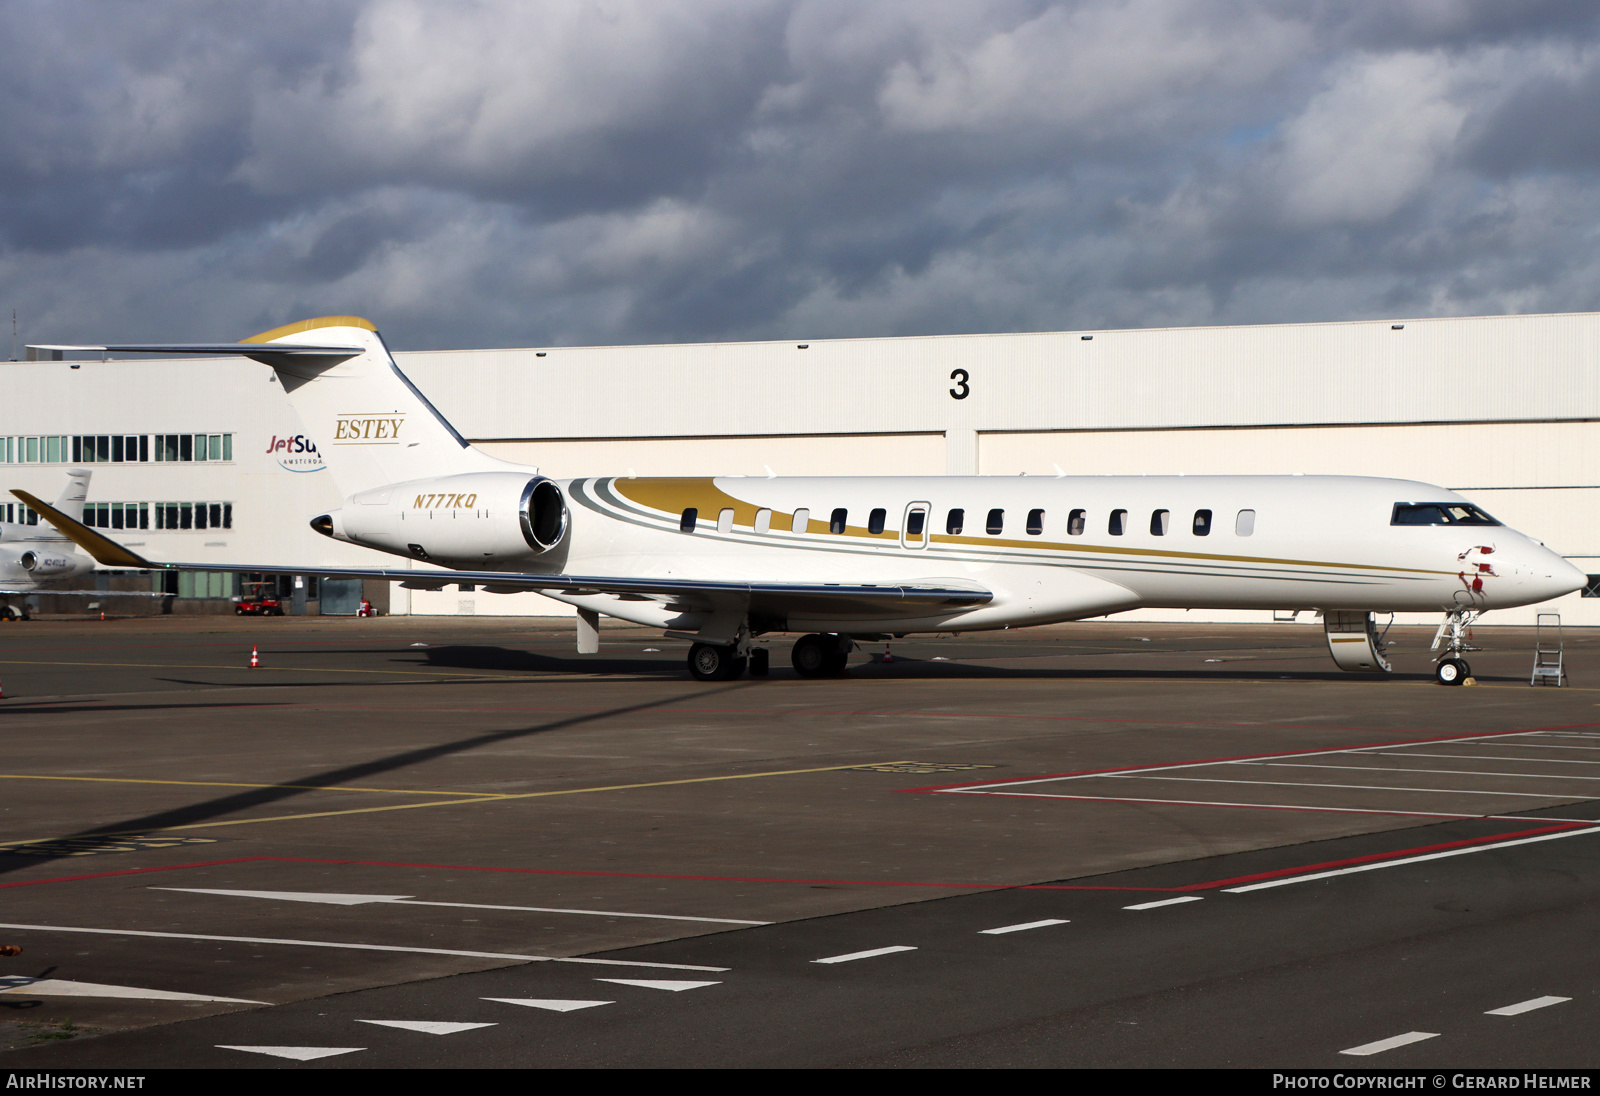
<box><xmin>4</xmin><ymin>0</ymin><xmax>1600</xmax><ymax>350</ymax></box>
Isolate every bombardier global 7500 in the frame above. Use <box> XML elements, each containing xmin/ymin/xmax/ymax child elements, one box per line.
<box><xmin>21</xmin><ymin>317</ymin><xmax>1584</xmax><ymax>684</ymax></box>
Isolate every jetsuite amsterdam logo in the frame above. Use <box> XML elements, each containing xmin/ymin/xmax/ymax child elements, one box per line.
<box><xmin>266</xmin><ymin>432</ymin><xmax>327</xmax><ymax>472</ymax></box>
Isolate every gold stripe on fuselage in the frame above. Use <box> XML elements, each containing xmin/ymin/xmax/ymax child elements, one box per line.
<box><xmin>609</xmin><ymin>477</ymin><xmax>1449</xmax><ymax>578</ymax></box>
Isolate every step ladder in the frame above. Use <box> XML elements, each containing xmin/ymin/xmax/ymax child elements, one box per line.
<box><xmin>1531</xmin><ymin>613</ymin><xmax>1567</xmax><ymax>686</ymax></box>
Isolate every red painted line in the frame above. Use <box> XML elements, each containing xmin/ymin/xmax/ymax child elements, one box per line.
<box><xmin>899</xmin><ymin>723</ymin><xmax>1600</xmax><ymax>793</ymax></box>
<box><xmin>0</xmin><ymin>858</ymin><xmax>268</xmax><ymax>890</ymax></box>
<box><xmin>1181</xmin><ymin>821</ymin><xmax>1597</xmax><ymax>891</ymax></box>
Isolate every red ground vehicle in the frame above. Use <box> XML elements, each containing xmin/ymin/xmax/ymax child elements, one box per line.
<box><xmin>234</xmin><ymin>581</ymin><xmax>284</xmax><ymax>616</ymax></box>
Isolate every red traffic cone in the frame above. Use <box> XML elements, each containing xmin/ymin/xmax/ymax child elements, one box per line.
<box><xmin>249</xmin><ymin>645</ymin><xmax>259</xmax><ymax>669</ymax></box>
<box><xmin>100</xmin><ymin>611</ymin><xmax>105</xmax><ymax>621</ymax></box>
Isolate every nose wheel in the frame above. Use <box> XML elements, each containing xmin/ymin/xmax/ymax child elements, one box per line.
<box><xmin>1435</xmin><ymin>658</ymin><xmax>1471</xmax><ymax>686</ymax></box>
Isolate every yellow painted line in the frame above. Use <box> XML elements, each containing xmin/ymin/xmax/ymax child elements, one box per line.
<box><xmin>0</xmin><ymin>658</ymin><xmax>525</xmax><ymax>680</ymax></box>
<box><xmin>0</xmin><ymin>774</ymin><xmax>501</xmax><ymax>797</ymax></box>
<box><xmin>1</xmin><ymin>761</ymin><xmax>901</xmax><ymax>843</ymax></box>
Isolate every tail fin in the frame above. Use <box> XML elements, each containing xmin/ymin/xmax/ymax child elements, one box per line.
<box><xmin>242</xmin><ymin>317</ymin><xmax>508</xmax><ymax>495</ymax></box>
<box><xmin>52</xmin><ymin>469</ymin><xmax>90</xmax><ymax>523</ymax></box>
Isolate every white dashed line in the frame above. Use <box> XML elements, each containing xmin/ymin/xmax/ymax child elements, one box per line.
<box><xmin>1486</xmin><ymin>996</ymin><xmax>1571</xmax><ymax>1016</ymax></box>
<box><xmin>1123</xmin><ymin>896</ymin><xmax>1203</xmax><ymax>910</ymax></box>
<box><xmin>979</xmin><ymin>919</ymin><xmax>1070</xmax><ymax>935</ymax></box>
<box><xmin>1340</xmin><ymin>1031</ymin><xmax>1439</xmax><ymax>1056</ymax></box>
<box><xmin>812</xmin><ymin>946</ymin><xmax>917</xmax><ymax>964</ymax></box>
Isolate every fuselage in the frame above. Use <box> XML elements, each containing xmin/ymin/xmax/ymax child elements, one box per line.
<box><xmin>521</xmin><ymin>473</ymin><xmax>1581</xmax><ymax>634</ymax></box>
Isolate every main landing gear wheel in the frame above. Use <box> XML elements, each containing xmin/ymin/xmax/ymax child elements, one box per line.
<box><xmin>791</xmin><ymin>633</ymin><xmax>849</xmax><ymax>678</ymax></box>
<box><xmin>1436</xmin><ymin>658</ymin><xmax>1470</xmax><ymax>686</ymax></box>
<box><xmin>688</xmin><ymin>642</ymin><xmax>746</xmax><ymax>681</ymax></box>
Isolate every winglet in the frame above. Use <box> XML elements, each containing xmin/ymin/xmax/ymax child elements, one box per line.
<box><xmin>9</xmin><ymin>490</ymin><xmax>159</xmax><ymax>569</ymax></box>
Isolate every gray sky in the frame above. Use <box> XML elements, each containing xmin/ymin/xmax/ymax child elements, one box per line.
<box><xmin>5</xmin><ymin>0</ymin><xmax>1600</xmax><ymax>350</ymax></box>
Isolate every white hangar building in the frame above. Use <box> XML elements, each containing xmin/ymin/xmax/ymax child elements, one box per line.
<box><xmin>5</xmin><ymin>309</ymin><xmax>1599</xmax><ymax>625</ymax></box>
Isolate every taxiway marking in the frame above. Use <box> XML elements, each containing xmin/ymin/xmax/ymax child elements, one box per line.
<box><xmin>217</xmin><ymin>1046</ymin><xmax>363</xmax><ymax>1061</ymax></box>
<box><xmin>1221</xmin><ymin>825</ymin><xmax>1600</xmax><ymax>893</ymax></box>
<box><xmin>356</xmin><ymin>1020</ymin><xmax>495</xmax><ymax>1035</ymax></box>
<box><xmin>979</xmin><ymin>919</ymin><xmax>1070</xmax><ymax>935</ymax></box>
<box><xmin>0</xmin><ymin>976</ymin><xmax>264</xmax><ymax>1004</ymax></box>
<box><xmin>595</xmin><ymin>978</ymin><xmax>721</xmax><ymax>992</ymax></box>
<box><xmin>1123</xmin><ymin>896</ymin><xmax>1204</xmax><ymax>910</ymax></box>
<box><xmin>812</xmin><ymin>946</ymin><xmax>917</xmax><ymax>964</ymax></box>
<box><xmin>1486</xmin><ymin>996</ymin><xmax>1571</xmax><ymax>1016</ymax></box>
<box><xmin>484</xmin><ymin>998</ymin><xmax>612</xmax><ymax>1012</ymax></box>
<box><xmin>157</xmin><ymin>887</ymin><xmax>770</xmax><ymax>925</ymax></box>
<box><xmin>0</xmin><ymin>922</ymin><xmax>729</xmax><ymax>971</ymax></box>
<box><xmin>1340</xmin><ymin>1031</ymin><xmax>1439</xmax><ymax>1057</ymax></box>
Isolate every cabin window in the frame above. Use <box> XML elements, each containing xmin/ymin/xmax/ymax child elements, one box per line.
<box><xmin>1150</xmin><ymin>509</ymin><xmax>1170</xmax><ymax>536</ymax></box>
<box><xmin>1193</xmin><ymin>509</ymin><xmax>1212</xmax><ymax>536</ymax></box>
<box><xmin>868</xmin><ymin>508</ymin><xmax>887</xmax><ymax>534</ymax></box>
<box><xmin>791</xmin><ymin>508</ymin><xmax>809</xmax><ymax>533</ymax></box>
<box><xmin>1026</xmin><ymin>508</ymin><xmax>1045</xmax><ymax>535</ymax></box>
<box><xmin>755</xmin><ymin>508</ymin><xmax>772</xmax><ymax>534</ymax></box>
<box><xmin>1390</xmin><ymin>502</ymin><xmax>1500</xmax><ymax>526</ymax></box>
<box><xmin>1068</xmin><ymin>509</ymin><xmax>1086</xmax><ymax>536</ymax></box>
<box><xmin>906</xmin><ymin>510</ymin><xmax>926</xmax><ymax>536</ymax></box>
<box><xmin>946</xmin><ymin>508</ymin><xmax>965</xmax><ymax>535</ymax></box>
<box><xmin>717</xmin><ymin>508</ymin><xmax>735</xmax><ymax>533</ymax></box>
<box><xmin>1235</xmin><ymin>509</ymin><xmax>1255</xmax><ymax>536</ymax></box>
<box><xmin>1109</xmin><ymin>509</ymin><xmax>1127</xmax><ymax>536</ymax></box>
<box><xmin>680</xmin><ymin>507</ymin><xmax>697</xmax><ymax>533</ymax></box>
<box><xmin>986</xmin><ymin>508</ymin><xmax>1004</xmax><ymax>535</ymax></box>
<box><xmin>830</xmin><ymin>508</ymin><xmax>848</xmax><ymax>534</ymax></box>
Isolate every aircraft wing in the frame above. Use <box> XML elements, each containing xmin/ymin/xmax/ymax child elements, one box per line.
<box><xmin>11</xmin><ymin>491</ymin><xmax>992</xmax><ymax>617</ymax></box>
<box><xmin>0</xmin><ymin>588</ymin><xmax>174</xmax><ymax>598</ymax></box>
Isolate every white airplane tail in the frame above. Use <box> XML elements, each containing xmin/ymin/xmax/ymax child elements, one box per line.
<box><xmin>242</xmin><ymin>317</ymin><xmax>509</xmax><ymax>496</ymax></box>
<box><xmin>53</xmin><ymin>469</ymin><xmax>90</xmax><ymax>524</ymax></box>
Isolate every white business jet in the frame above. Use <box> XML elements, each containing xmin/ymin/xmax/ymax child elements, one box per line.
<box><xmin>0</xmin><ymin>470</ymin><xmax>152</xmax><ymax>618</ymax></box>
<box><xmin>21</xmin><ymin>317</ymin><xmax>1584</xmax><ymax>683</ymax></box>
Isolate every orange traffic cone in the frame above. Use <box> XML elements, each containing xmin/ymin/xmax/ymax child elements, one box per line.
<box><xmin>0</xmin><ymin>675</ymin><xmax>5</xmax><ymax>698</ymax></box>
<box><xmin>884</xmin><ymin>641</ymin><xmax>894</xmax><ymax>663</ymax></box>
<box><xmin>100</xmin><ymin>611</ymin><xmax>105</xmax><ymax>621</ymax></box>
<box><xmin>249</xmin><ymin>645</ymin><xmax>259</xmax><ymax>669</ymax></box>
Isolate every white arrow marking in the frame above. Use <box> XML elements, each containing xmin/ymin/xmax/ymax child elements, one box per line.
<box><xmin>157</xmin><ymin>888</ymin><xmax>413</xmax><ymax>906</ymax></box>
<box><xmin>483</xmin><ymin>998</ymin><xmax>613</xmax><ymax>1012</ymax></box>
<box><xmin>0</xmin><ymin>976</ymin><xmax>264</xmax><ymax>1004</ymax></box>
<box><xmin>355</xmin><ymin>1020</ymin><xmax>496</xmax><ymax>1035</ymax></box>
<box><xmin>217</xmin><ymin>1046</ymin><xmax>364</xmax><ymax>1061</ymax></box>
<box><xmin>594</xmin><ymin>979</ymin><xmax>721</xmax><ymax>992</ymax></box>
<box><xmin>155</xmin><ymin>887</ymin><xmax>767</xmax><ymax>924</ymax></box>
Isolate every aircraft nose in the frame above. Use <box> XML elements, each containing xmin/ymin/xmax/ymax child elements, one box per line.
<box><xmin>1521</xmin><ymin>545</ymin><xmax>1586</xmax><ymax>602</ymax></box>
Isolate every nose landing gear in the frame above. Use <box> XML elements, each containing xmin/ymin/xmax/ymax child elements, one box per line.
<box><xmin>1432</xmin><ymin>608</ymin><xmax>1481</xmax><ymax>686</ymax></box>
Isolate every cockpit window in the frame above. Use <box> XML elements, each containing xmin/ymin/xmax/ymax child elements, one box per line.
<box><xmin>1391</xmin><ymin>503</ymin><xmax>1500</xmax><ymax>526</ymax></box>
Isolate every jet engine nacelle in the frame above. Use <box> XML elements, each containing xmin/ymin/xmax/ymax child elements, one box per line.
<box><xmin>316</xmin><ymin>472</ymin><xmax>569</xmax><ymax>566</ymax></box>
<box><xmin>19</xmin><ymin>550</ymin><xmax>78</xmax><ymax>577</ymax></box>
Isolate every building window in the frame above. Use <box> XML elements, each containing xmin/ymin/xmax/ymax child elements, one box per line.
<box><xmin>1236</xmin><ymin>509</ymin><xmax>1256</xmax><ymax>536</ymax></box>
<box><xmin>1193</xmin><ymin>509</ymin><xmax>1212</xmax><ymax>536</ymax></box>
<box><xmin>1584</xmin><ymin>575</ymin><xmax>1600</xmax><ymax>598</ymax></box>
<box><xmin>1026</xmin><ymin>509</ymin><xmax>1044</xmax><ymax>535</ymax></box>
<box><xmin>680</xmin><ymin>507</ymin><xmax>697</xmax><ymax>532</ymax></box>
<box><xmin>1068</xmin><ymin>509</ymin><xmax>1086</xmax><ymax>536</ymax></box>
<box><xmin>1109</xmin><ymin>509</ymin><xmax>1127</xmax><ymax>536</ymax></box>
<box><xmin>986</xmin><ymin>508</ymin><xmax>1004</xmax><ymax>535</ymax></box>
<box><xmin>946</xmin><ymin>508</ymin><xmax>964</xmax><ymax>535</ymax></box>
<box><xmin>1151</xmin><ymin>509</ymin><xmax>1170</xmax><ymax>536</ymax></box>
<box><xmin>868</xmin><ymin>508</ymin><xmax>886</xmax><ymax>534</ymax></box>
<box><xmin>829</xmin><ymin>508</ymin><xmax>848</xmax><ymax>534</ymax></box>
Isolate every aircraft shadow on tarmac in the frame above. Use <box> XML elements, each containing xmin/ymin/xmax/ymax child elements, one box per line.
<box><xmin>0</xmin><ymin>683</ymin><xmax>748</xmax><ymax>879</ymax></box>
<box><xmin>417</xmin><ymin>644</ymin><xmax>676</xmax><ymax>675</ymax></box>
